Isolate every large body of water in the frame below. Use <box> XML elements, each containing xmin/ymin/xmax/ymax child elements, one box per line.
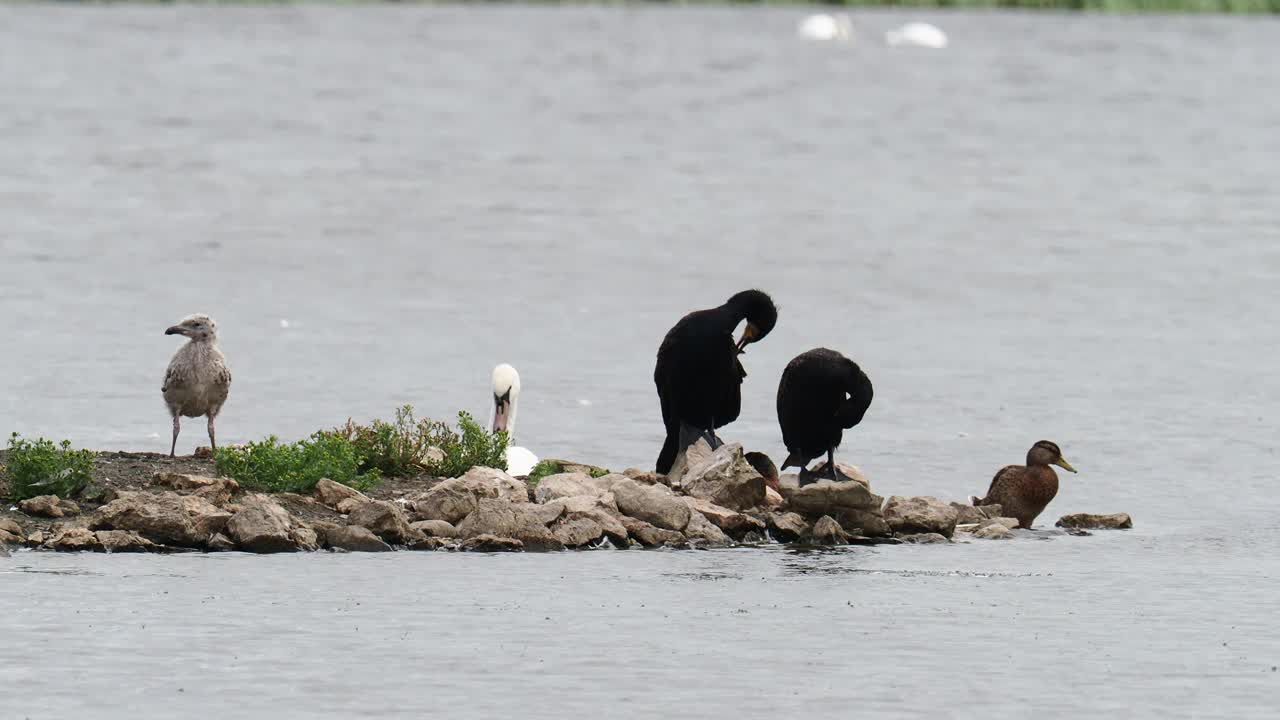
<box><xmin>2</xmin><ymin>6</ymin><xmax>1278</xmax><ymax>718</ymax></box>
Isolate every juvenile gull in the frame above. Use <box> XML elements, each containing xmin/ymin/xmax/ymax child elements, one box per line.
<box><xmin>162</xmin><ymin>314</ymin><xmax>232</xmax><ymax>458</ymax></box>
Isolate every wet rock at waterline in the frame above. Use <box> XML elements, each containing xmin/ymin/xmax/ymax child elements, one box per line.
<box><xmin>410</xmin><ymin>520</ymin><xmax>457</xmax><ymax>538</ymax></box>
<box><xmin>883</xmin><ymin>496</ymin><xmax>960</xmax><ymax>538</ymax></box>
<box><xmin>899</xmin><ymin>532</ymin><xmax>950</xmax><ymax>544</ymax></box>
<box><xmin>91</xmin><ymin>491</ymin><xmax>224</xmax><ymax>547</ymax></box>
<box><xmin>346</xmin><ymin>500</ymin><xmax>415</xmax><ymax>545</ymax></box>
<box><xmin>325</xmin><ymin>525</ymin><xmax>393</xmax><ymax>552</ymax></box>
<box><xmin>612</xmin><ymin>478</ymin><xmax>691</xmax><ymax>532</ymax></box>
<box><xmin>225</xmin><ymin>494</ymin><xmax>298</xmax><ymax>553</ymax></box>
<box><xmin>1056</xmin><ymin>513</ymin><xmax>1133</xmax><ymax>530</ymax></box>
<box><xmin>811</xmin><ymin>516</ymin><xmax>851</xmax><ymax>545</ymax></box>
<box><xmin>460</xmin><ymin>534</ymin><xmax>524</xmax><ymax>552</ymax></box>
<box><xmin>951</xmin><ymin>502</ymin><xmax>1003</xmax><ymax>525</ymax></box>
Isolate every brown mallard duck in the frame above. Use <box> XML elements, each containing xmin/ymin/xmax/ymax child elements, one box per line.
<box><xmin>972</xmin><ymin>440</ymin><xmax>1076</xmax><ymax>529</ymax></box>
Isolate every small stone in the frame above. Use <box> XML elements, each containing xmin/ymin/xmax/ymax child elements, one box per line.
<box><xmin>150</xmin><ymin>473</ymin><xmax>239</xmax><ymax>505</ymax></box>
<box><xmin>460</xmin><ymin>534</ymin><xmax>524</xmax><ymax>552</ymax></box>
<box><xmin>49</xmin><ymin>527</ymin><xmax>101</xmax><ymax>551</ymax></box>
<box><xmin>95</xmin><ymin>530</ymin><xmax>157</xmax><ymax>553</ymax></box>
<box><xmin>409</xmin><ymin>520</ymin><xmax>457</xmax><ymax>538</ymax></box>
<box><xmin>883</xmin><ymin>496</ymin><xmax>960</xmax><ymax>538</ymax></box>
<box><xmin>612</xmin><ymin>478</ymin><xmax>690</xmax><ymax>531</ymax></box>
<box><xmin>683</xmin><ymin>497</ymin><xmax>766</xmax><ymax>535</ymax></box>
<box><xmin>291</xmin><ymin>526</ymin><xmax>320</xmax><ymax>552</ymax></box>
<box><xmin>900</xmin><ymin>532</ymin><xmax>950</xmax><ymax>544</ymax></box>
<box><xmin>347</xmin><ymin>500</ymin><xmax>414</xmax><ymax>545</ymax></box>
<box><xmin>408</xmin><ymin>536</ymin><xmax>447</xmax><ymax>551</ymax></box>
<box><xmin>764</xmin><ymin>486</ymin><xmax>784</xmax><ymax>509</ymax></box>
<box><xmin>550</xmin><ymin>516</ymin><xmax>606</xmax><ymax>547</ymax></box>
<box><xmin>0</xmin><ymin>518</ymin><xmax>25</xmax><ymax>536</ymax></box>
<box><xmin>766</xmin><ymin>511</ymin><xmax>810</xmax><ymax>542</ymax></box>
<box><xmin>1055</xmin><ymin>513</ymin><xmax>1133</xmax><ymax>530</ymax></box>
<box><xmin>207</xmin><ymin>533</ymin><xmax>237</xmax><ymax>552</ymax></box>
<box><xmin>27</xmin><ymin>530</ymin><xmax>47</xmax><ymax>546</ymax></box>
<box><xmin>225</xmin><ymin>494</ymin><xmax>297</xmax><ymax>553</ymax></box>
<box><xmin>678</xmin><ymin>442</ymin><xmax>767</xmax><ymax>511</ymax></box>
<box><xmin>972</xmin><ymin>523</ymin><xmax>1012</xmax><ymax>540</ymax></box>
<box><xmin>1063</xmin><ymin>527</ymin><xmax>1092</xmax><ymax>537</ymax></box>
<box><xmin>619</xmin><ymin>515</ymin><xmax>685</xmax><ymax>547</ymax></box>
<box><xmin>410</xmin><ymin>467</ymin><xmax>529</xmax><ymax>524</ymax></box>
<box><xmin>314</xmin><ymin>478</ymin><xmax>369</xmax><ymax>510</ymax></box>
<box><xmin>684</xmin><ymin>511</ymin><xmax>730</xmax><ymax>547</ymax></box>
<box><xmin>810</xmin><ymin>516</ymin><xmax>850</xmax><ymax>545</ymax></box>
<box><xmin>621</xmin><ymin>468</ymin><xmax>666</xmax><ymax>485</ymax></box>
<box><xmin>325</xmin><ymin>526</ymin><xmax>393</xmax><ymax>552</ymax></box>
<box><xmin>18</xmin><ymin>495</ymin><xmax>80</xmax><ymax>519</ymax></box>
<box><xmin>0</xmin><ymin>528</ymin><xmax>24</xmax><ymax>547</ymax></box>
<box><xmin>192</xmin><ymin>446</ymin><xmax>214</xmax><ymax>459</ymax></box>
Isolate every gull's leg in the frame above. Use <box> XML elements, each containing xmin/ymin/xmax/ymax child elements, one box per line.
<box><xmin>170</xmin><ymin>415</ymin><xmax>181</xmax><ymax>458</ymax></box>
<box><xmin>207</xmin><ymin>414</ymin><xmax>217</xmax><ymax>454</ymax></box>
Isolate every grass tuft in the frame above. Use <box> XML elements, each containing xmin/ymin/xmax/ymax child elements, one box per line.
<box><xmin>214</xmin><ymin>433</ymin><xmax>380</xmax><ymax>494</ymax></box>
<box><xmin>3</xmin><ymin>433</ymin><xmax>95</xmax><ymax>501</ymax></box>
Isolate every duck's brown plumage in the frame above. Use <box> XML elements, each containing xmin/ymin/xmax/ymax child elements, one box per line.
<box><xmin>973</xmin><ymin>440</ymin><xmax>1075</xmax><ymax>529</ymax></box>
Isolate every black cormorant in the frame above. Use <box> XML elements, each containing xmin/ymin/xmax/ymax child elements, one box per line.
<box><xmin>776</xmin><ymin>347</ymin><xmax>873</xmax><ymax>486</ymax></box>
<box><xmin>654</xmin><ymin>289</ymin><xmax>777</xmax><ymax>474</ymax></box>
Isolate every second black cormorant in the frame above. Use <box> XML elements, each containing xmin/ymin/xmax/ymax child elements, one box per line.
<box><xmin>654</xmin><ymin>289</ymin><xmax>778</xmax><ymax>474</ymax></box>
<box><xmin>777</xmin><ymin>347</ymin><xmax>873</xmax><ymax>486</ymax></box>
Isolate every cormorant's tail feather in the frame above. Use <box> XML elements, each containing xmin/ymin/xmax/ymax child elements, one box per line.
<box><xmin>781</xmin><ymin>452</ymin><xmax>804</xmax><ymax>471</ymax></box>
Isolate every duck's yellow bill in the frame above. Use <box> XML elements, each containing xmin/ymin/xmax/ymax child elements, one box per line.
<box><xmin>1054</xmin><ymin>457</ymin><xmax>1078</xmax><ymax>473</ymax></box>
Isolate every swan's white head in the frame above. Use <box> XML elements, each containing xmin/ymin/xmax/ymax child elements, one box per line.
<box><xmin>798</xmin><ymin>13</ymin><xmax>853</xmax><ymax>41</ymax></box>
<box><xmin>490</xmin><ymin>363</ymin><xmax>521</xmax><ymax>435</ymax></box>
<box><xmin>885</xmin><ymin>22</ymin><xmax>948</xmax><ymax>49</ymax></box>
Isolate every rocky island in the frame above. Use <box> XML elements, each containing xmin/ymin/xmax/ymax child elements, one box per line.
<box><xmin>0</xmin><ymin>441</ymin><xmax>1131</xmax><ymax>555</ymax></box>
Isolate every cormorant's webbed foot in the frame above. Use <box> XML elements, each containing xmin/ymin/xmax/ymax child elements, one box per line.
<box><xmin>797</xmin><ymin>467</ymin><xmax>820</xmax><ymax>487</ymax></box>
<box><xmin>701</xmin><ymin>429</ymin><xmax>724</xmax><ymax>450</ymax></box>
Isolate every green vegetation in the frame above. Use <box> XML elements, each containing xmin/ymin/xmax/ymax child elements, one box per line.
<box><xmin>3</xmin><ymin>433</ymin><xmax>95</xmax><ymax>501</ymax></box>
<box><xmin>821</xmin><ymin>0</ymin><xmax>1280</xmax><ymax>11</ymax></box>
<box><xmin>214</xmin><ymin>432</ymin><xmax>380</xmax><ymax>494</ymax></box>
<box><xmin>526</xmin><ymin>459</ymin><xmax>610</xmax><ymax>486</ymax></box>
<box><xmin>326</xmin><ymin>405</ymin><xmax>446</xmax><ymax>477</ymax></box>
<box><xmin>430</xmin><ymin>411</ymin><xmax>509</xmax><ymax>478</ymax></box>
<box><xmin>323</xmin><ymin>406</ymin><xmax>509</xmax><ymax>478</ymax></box>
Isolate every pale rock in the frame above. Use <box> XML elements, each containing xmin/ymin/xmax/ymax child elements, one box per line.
<box><xmin>883</xmin><ymin>496</ymin><xmax>960</xmax><ymax>538</ymax></box>
<box><xmin>325</xmin><ymin>525</ymin><xmax>393</xmax><ymax>552</ymax></box>
<box><xmin>92</xmin><ymin>492</ymin><xmax>206</xmax><ymax>546</ymax></box>
<box><xmin>410</xmin><ymin>520</ymin><xmax>457</xmax><ymax>538</ymax></box>
<box><xmin>764</xmin><ymin>486</ymin><xmax>784</xmax><ymax>509</ymax></box>
<box><xmin>48</xmin><ymin>527</ymin><xmax>100</xmax><ymax>551</ymax></box>
<box><xmin>96</xmin><ymin>530</ymin><xmax>157</xmax><ymax>553</ymax></box>
<box><xmin>207</xmin><ymin>533</ymin><xmax>237</xmax><ymax>552</ymax></box>
<box><xmin>811</xmin><ymin>516</ymin><xmax>850</xmax><ymax>545</ymax></box>
<box><xmin>612</xmin><ymin>478</ymin><xmax>690</xmax><ymax>531</ymax></box>
<box><xmin>460</xmin><ymin>534</ymin><xmax>524</xmax><ymax>552</ymax></box>
<box><xmin>619</xmin><ymin>515</ymin><xmax>686</xmax><ymax>547</ymax></box>
<box><xmin>684</xmin><ymin>511</ymin><xmax>730</xmax><ymax>547</ymax></box>
<box><xmin>550</xmin><ymin>516</ymin><xmax>605</xmax><ymax>547</ymax></box>
<box><xmin>347</xmin><ymin>500</ymin><xmax>414</xmax><ymax>545</ymax></box>
<box><xmin>621</xmin><ymin>468</ymin><xmax>666</xmax><ymax>485</ymax></box>
<box><xmin>314</xmin><ymin>478</ymin><xmax>369</xmax><ymax>510</ymax></box>
<box><xmin>0</xmin><ymin>518</ymin><xmax>24</xmax><ymax>536</ymax></box>
<box><xmin>782</xmin><ymin>478</ymin><xmax>880</xmax><ymax>515</ymax></box>
<box><xmin>683</xmin><ymin>497</ymin><xmax>766</xmax><ymax>535</ymax></box>
<box><xmin>900</xmin><ymin>532</ymin><xmax>950</xmax><ymax>544</ymax></box>
<box><xmin>1055</xmin><ymin>513</ymin><xmax>1133</xmax><ymax>530</ymax></box>
<box><xmin>291</xmin><ymin>526</ymin><xmax>321</xmax><ymax>552</ymax></box>
<box><xmin>677</xmin><ymin>442</ymin><xmax>767</xmax><ymax>511</ymax></box>
<box><xmin>766</xmin><ymin>511</ymin><xmax>810</xmax><ymax>542</ymax></box>
<box><xmin>225</xmin><ymin>494</ymin><xmax>297</xmax><ymax>553</ymax></box>
<box><xmin>151</xmin><ymin>472</ymin><xmax>239</xmax><ymax>505</ymax></box>
<box><xmin>411</xmin><ymin>467</ymin><xmax>529</xmax><ymax>524</ymax></box>
<box><xmin>454</xmin><ymin>499</ymin><xmax>563</xmax><ymax>551</ymax></box>
<box><xmin>542</xmin><ymin>496</ymin><xmax>628</xmax><ymax>545</ymax></box>
<box><xmin>18</xmin><ymin>495</ymin><xmax>80</xmax><ymax>518</ymax></box>
<box><xmin>972</xmin><ymin>523</ymin><xmax>1012</xmax><ymax>540</ymax></box>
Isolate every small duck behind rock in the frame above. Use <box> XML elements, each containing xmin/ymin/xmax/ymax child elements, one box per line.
<box><xmin>972</xmin><ymin>440</ymin><xmax>1076</xmax><ymax>530</ymax></box>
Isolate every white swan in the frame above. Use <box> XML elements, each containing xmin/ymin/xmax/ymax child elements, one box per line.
<box><xmin>490</xmin><ymin>363</ymin><xmax>539</xmax><ymax>477</ymax></box>
<box><xmin>797</xmin><ymin>13</ymin><xmax>853</xmax><ymax>41</ymax></box>
<box><xmin>885</xmin><ymin>22</ymin><xmax>948</xmax><ymax>49</ymax></box>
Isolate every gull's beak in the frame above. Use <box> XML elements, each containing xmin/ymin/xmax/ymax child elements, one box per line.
<box><xmin>735</xmin><ymin>323</ymin><xmax>759</xmax><ymax>353</ymax></box>
<box><xmin>492</xmin><ymin>396</ymin><xmax>509</xmax><ymax>433</ymax></box>
<box><xmin>1054</xmin><ymin>457</ymin><xmax>1077</xmax><ymax>474</ymax></box>
<box><xmin>165</xmin><ymin>325</ymin><xmax>186</xmax><ymax>336</ymax></box>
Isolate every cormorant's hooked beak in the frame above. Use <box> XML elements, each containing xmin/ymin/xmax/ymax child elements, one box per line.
<box><xmin>735</xmin><ymin>322</ymin><xmax>760</xmax><ymax>353</ymax></box>
<box><xmin>492</xmin><ymin>393</ymin><xmax>511</xmax><ymax>433</ymax></box>
<box><xmin>165</xmin><ymin>325</ymin><xmax>188</xmax><ymax>337</ymax></box>
<box><xmin>1054</xmin><ymin>457</ymin><xmax>1077</xmax><ymax>473</ymax></box>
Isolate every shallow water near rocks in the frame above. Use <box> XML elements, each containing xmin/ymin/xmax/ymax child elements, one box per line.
<box><xmin>1</xmin><ymin>5</ymin><xmax>1279</xmax><ymax>717</ymax></box>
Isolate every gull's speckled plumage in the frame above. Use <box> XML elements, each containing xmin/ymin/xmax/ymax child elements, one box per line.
<box><xmin>162</xmin><ymin>314</ymin><xmax>231</xmax><ymax>457</ymax></box>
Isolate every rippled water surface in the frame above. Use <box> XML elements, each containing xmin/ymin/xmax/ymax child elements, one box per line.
<box><xmin>1</xmin><ymin>5</ymin><xmax>1278</xmax><ymax>718</ymax></box>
